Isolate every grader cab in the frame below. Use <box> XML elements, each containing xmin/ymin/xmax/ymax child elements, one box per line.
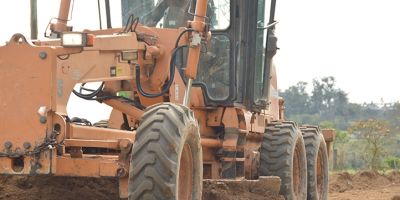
<box><xmin>0</xmin><ymin>0</ymin><xmax>333</xmax><ymax>199</ymax></box>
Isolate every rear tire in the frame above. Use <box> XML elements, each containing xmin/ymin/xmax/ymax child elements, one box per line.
<box><xmin>259</xmin><ymin>121</ymin><xmax>307</xmax><ymax>200</ymax></box>
<box><xmin>300</xmin><ymin>126</ymin><xmax>329</xmax><ymax>200</ymax></box>
<box><xmin>128</xmin><ymin>103</ymin><xmax>203</xmax><ymax>200</ymax></box>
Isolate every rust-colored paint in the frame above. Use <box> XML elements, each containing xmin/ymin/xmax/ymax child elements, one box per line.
<box><xmin>185</xmin><ymin>0</ymin><xmax>209</xmax><ymax>79</ymax></box>
<box><xmin>201</xmin><ymin>138</ymin><xmax>222</xmax><ymax>149</ymax></box>
<box><xmin>51</xmin><ymin>0</ymin><xmax>71</xmax><ymax>34</ymax></box>
<box><xmin>69</xmin><ymin>124</ymin><xmax>135</xmax><ymax>141</ymax></box>
<box><xmin>321</xmin><ymin>129</ymin><xmax>336</xmax><ymax>158</ymax></box>
<box><xmin>55</xmin><ymin>155</ymin><xmax>120</xmax><ymax>177</ymax></box>
<box><xmin>102</xmin><ymin>99</ymin><xmax>144</xmax><ymax>119</ymax></box>
<box><xmin>266</xmin><ymin>64</ymin><xmax>280</xmax><ymax>119</ymax></box>
<box><xmin>119</xmin><ymin>176</ymin><xmax>129</xmax><ymax>198</ymax></box>
<box><xmin>244</xmin><ymin>132</ymin><xmax>263</xmax><ymax>179</ymax></box>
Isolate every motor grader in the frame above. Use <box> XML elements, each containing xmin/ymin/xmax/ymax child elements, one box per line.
<box><xmin>0</xmin><ymin>0</ymin><xmax>334</xmax><ymax>199</ymax></box>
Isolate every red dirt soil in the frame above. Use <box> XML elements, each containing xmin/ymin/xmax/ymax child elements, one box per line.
<box><xmin>0</xmin><ymin>170</ymin><xmax>398</xmax><ymax>199</ymax></box>
<box><xmin>0</xmin><ymin>175</ymin><xmax>120</xmax><ymax>200</ymax></box>
<box><xmin>0</xmin><ymin>175</ymin><xmax>283</xmax><ymax>200</ymax></box>
<box><xmin>329</xmin><ymin>170</ymin><xmax>400</xmax><ymax>200</ymax></box>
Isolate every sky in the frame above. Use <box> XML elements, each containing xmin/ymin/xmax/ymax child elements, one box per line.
<box><xmin>1</xmin><ymin>0</ymin><xmax>400</xmax><ymax>121</ymax></box>
<box><xmin>275</xmin><ymin>0</ymin><xmax>400</xmax><ymax>104</ymax></box>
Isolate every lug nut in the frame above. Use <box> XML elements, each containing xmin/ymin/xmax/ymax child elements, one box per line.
<box><xmin>39</xmin><ymin>52</ymin><xmax>47</xmax><ymax>60</ymax></box>
<box><xmin>39</xmin><ymin>116</ymin><xmax>47</xmax><ymax>124</ymax></box>
<box><xmin>23</xmin><ymin>142</ymin><xmax>31</xmax><ymax>150</ymax></box>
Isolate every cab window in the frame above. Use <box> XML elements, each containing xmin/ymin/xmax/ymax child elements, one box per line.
<box><xmin>122</xmin><ymin>0</ymin><xmax>230</xmax><ymax>30</ymax></box>
<box><xmin>254</xmin><ymin>0</ymin><xmax>272</xmax><ymax>102</ymax></box>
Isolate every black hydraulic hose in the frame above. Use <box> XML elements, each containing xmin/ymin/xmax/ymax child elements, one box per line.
<box><xmin>136</xmin><ymin>45</ymin><xmax>188</xmax><ymax>98</ymax></box>
<box><xmin>72</xmin><ymin>82</ymin><xmax>104</xmax><ymax>100</ymax></box>
<box><xmin>175</xmin><ymin>28</ymin><xmax>193</xmax><ymax>48</ymax></box>
<box><xmin>122</xmin><ymin>113</ymin><xmax>131</xmax><ymax>130</ymax></box>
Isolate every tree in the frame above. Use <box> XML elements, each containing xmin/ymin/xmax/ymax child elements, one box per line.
<box><xmin>280</xmin><ymin>81</ymin><xmax>310</xmax><ymax>116</ymax></box>
<box><xmin>383</xmin><ymin>102</ymin><xmax>400</xmax><ymax>132</ymax></box>
<box><xmin>332</xmin><ymin>90</ymin><xmax>349</xmax><ymax>116</ymax></box>
<box><xmin>310</xmin><ymin>76</ymin><xmax>349</xmax><ymax>120</ymax></box>
<box><xmin>348</xmin><ymin>119</ymin><xmax>390</xmax><ymax>170</ymax></box>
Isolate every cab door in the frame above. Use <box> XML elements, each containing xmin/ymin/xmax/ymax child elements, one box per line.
<box><xmin>244</xmin><ymin>0</ymin><xmax>278</xmax><ymax>112</ymax></box>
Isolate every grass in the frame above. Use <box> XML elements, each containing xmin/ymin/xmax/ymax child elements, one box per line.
<box><xmin>329</xmin><ymin>168</ymin><xmax>400</xmax><ymax>176</ymax></box>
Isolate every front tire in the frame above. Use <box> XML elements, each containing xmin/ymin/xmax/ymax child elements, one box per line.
<box><xmin>259</xmin><ymin>121</ymin><xmax>307</xmax><ymax>200</ymax></box>
<box><xmin>128</xmin><ymin>103</ymin><xmax>203</xmax><ymax>200</ymax></box>
<box><xmin>300</xmin><ymin>126</ymin><xmax>329</xmax><ymax>200</ymax></box>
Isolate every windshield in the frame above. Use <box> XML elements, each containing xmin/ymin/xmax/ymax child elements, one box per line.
<box><xmin>121</xmin><ymin>0</ymin><xmax>232</xmax><ymax>102</ymax></box>
<box><xmin>121</xmin><ymin>0</ymin><xmax>230</xmax><ymax>29</ymax></box>
<box><xmin>196</xmin><ymin>34</ymin><xmax>230</xmax><ymax>100</ymax></box>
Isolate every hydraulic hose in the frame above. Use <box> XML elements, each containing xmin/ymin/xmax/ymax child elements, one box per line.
<box><xmin>175</xmin><ymin>28</ymin><xmax>193</xmax><ymax>48</ymax></box>
<box><xmin>136</xmin><ymin>45</ymin><xmax>188</xmax><ymax>98</ymax></box>
<box><xmin>72</xmin><ymin>82</ymin><xmax>104</xmax><ymax>100</ymax></box>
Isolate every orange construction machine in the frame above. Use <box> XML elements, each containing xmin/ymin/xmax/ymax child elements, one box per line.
<box><xmin>0</xmin><ymin>0</ymin><xmax>334</xmax><ymax>199</ymax></box>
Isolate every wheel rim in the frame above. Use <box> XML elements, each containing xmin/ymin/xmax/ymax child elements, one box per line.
<box><xmin>292</xmin><ymin>140</ymin><xmax>301</xmax><ymax>198</ymax></box>
<box><xmin>178</xmin><ymin>143</ymin><xmax>193</xmax><ymax>200</ymax></box>
<box><xmin>316</xmin><ymin>145</ymin><xmax>325</xmax><ymax>199</ymax></box>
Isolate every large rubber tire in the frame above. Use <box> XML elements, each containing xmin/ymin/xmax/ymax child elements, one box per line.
<box><xmin>300</xmin><ymin>126</ymin><xmax>329</xmax><ymax>200</ymax></box>
<box><xmin>128</xmin><ymin>103</ymin><xmax>203</xmax><ymax>200</ymax></box>
<box><xmin>259</xmin><ymin>121</ymin><xmax>307</xmax><ymax>200</ymax></box>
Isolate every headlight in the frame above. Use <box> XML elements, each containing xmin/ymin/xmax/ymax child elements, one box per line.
<box><xmin>61</xmin><ymin>32</ymin><xmax>87</xmax><ymax>47</ymax></box>
<box><xmin>121</xmin><ymin>50</ymin><xmax>138</xmax><ymax>61</ymax></box>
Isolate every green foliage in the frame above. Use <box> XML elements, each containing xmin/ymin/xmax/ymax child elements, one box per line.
<box><xmin>281</xmin><ymin>76</ymin><xmax>400</xmax><ymax>131</ymax></box>
<box><xmin>348</xmin><ymin>119</ymin><xmax>390</xmax><ymax>170</ymax></box>
<box><xmin>334</xmin><ymin>130</ymin><xmax>349</xmax><ymax>145</ymax></box>
<box><xmin>282</xmin><ymin>76</ymin><xmax>400</xmax><ymax>171</ymax></box>
<box><xmin>320</xmin><ymin>121</ymin><xmax>334</xmax><ymax>129</ymax></box>
<box><xmin>281</xmin><ymin>76</ymin><xmax>351</xmax><ymax>129</ymax></box>
<box><xmin>384</xmin><ymin>156</ymin><xmax>400</xmax><ymax>169</ymax></box>
<box><xmin>287</xmin><ymin>114</ymin><xmax>320</xmax><ymax>126</ymax></box>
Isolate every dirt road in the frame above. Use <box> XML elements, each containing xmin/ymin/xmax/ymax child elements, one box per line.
<box><xmin>0</xmin><ymin>170</ymin><xmax>398</xmax><ymax>199</ymax></box>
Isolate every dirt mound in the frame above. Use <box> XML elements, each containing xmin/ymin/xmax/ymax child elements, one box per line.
<box><xmin>0</xmin><ymin>175</ymin><xmax>119</xmax><ymax>200</ymax></box>
<box><xmin>329</xmin><ymin>172</ymin><xmax>353</xmax><ymax>193</ymax></box>
<box><xmin>329</xmin><ymin>170</ymin><xmax>400</xmax><ymax>193</ymax></box>
<box><xmin>389</xmin><ymin>171</ymin><xmax>400</xmax><ymax>184</ymax></box>
<box><xmin>392</xmin><ymin>195</ymin><xmax>400</xmax><ymax>200</ymax></box>
<box><xmin>352</xmin><ymin>171</ymin><xmax>391</xmax><ymax>190</ymax></box>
